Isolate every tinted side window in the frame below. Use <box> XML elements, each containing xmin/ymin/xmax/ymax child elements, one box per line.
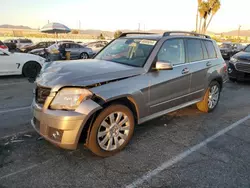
<box><xmin>157</xmin><ymin>39</ymin><xmax>185</xmax><ymax>66</ymax></box>
<box><xmin>204</xmin><ymin>41</ymin><xmax>217</xmax><ymax>58</ymax></box>
<box><xmin>20</xmin><ymin>39</ymin><xmax>32</xmax><ymax>43</ymax></box>
<box><xmin>187</xmin><ymin>39</ymin><xmax>203</xmax><ymax>62</ymax></box>
<box><xmin>244</xmin><ymin>45</ymin><xmax>250</xmax><ymax>52</ymax></box>
<box><xmin>201</xmin><ymin>41</ymin><xmax>208</xmax><ymax>59</ymax></box>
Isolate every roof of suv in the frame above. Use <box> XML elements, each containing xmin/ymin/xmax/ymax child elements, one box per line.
<box><xmin>119</xmin><ymin>31</ymin><xmax>211</xmax><ymax>41</ymax></box>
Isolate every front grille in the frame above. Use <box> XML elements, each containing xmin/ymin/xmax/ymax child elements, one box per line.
<box><xmin>235</xmin><ymin>63</ymin><xmax>250</xmax><ymax>73</ymax></box>
<box><xmin>35</xmin><ymin>86</ymin><xmax>51</xmax><ymax>105</ymax></box>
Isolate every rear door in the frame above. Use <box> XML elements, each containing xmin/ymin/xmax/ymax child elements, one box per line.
<box><xmin>148</xmin><ymin>38</ymin><xmax>191</xmax><ymax>114</ymax></box>
<box><xmin>187</xmin><ymin>39</ymin><xmax>216</xmax><ymax>101</ymax></box>
<box><xmin>69</xmin><ymin>43</ymin><xmax>80</xmax><ymax>59</ymax></box>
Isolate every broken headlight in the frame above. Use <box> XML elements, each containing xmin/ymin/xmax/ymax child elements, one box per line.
<box><xmin>50</xmin><ymin>88</ymin><xmax>93</xmax><ymax>110</ymax></box>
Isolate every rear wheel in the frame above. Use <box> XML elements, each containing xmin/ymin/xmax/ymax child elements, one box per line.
<box><xmin>87</xmin><ymin>104</ymin><xmax>135</xmax><ymax>157</ymax></box>
<box><xmin>80</xmin><ymin>52</ymin><xmax>89</xmax><ymax>59</ymax></box>
<box><xmin>22</xmin><ymin>61</ymin><xmax>41</xmax><ymax>79</ymax></box>
<box><xmin>196</xmin><ymin>81</ymin><xmax>221</xmax><ymax>113</ymax></box>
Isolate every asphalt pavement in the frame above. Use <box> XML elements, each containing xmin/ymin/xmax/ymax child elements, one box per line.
<box><xmin>0</xmin><ymin>75</ymin><xmax>250</xmax><ymax>188</ymax></box>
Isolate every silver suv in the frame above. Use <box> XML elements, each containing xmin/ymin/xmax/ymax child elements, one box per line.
<box><xmin>32</xmin><ymin>31</ymin><xmax>227</xmax><ymax>157</ymax></box>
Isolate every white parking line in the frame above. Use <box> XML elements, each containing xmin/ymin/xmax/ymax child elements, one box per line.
<box><xmin>126</xmin><ymin>114</ymin><xmax>250</xmax><ymax>188</ymax></box>
<box><xmin>0</xmin><ymin>158</ymin><xmax>54</xmax><ymax>181</ymax></box>
<box><xmin>0</xmin><ymin>81</ymin><xmax>28</xmax><ymax>86</ymax></box>
<box><xmin>0</xmin><ymin>106</ymin><xmax>30</xmax><ymax>114</ymax></box>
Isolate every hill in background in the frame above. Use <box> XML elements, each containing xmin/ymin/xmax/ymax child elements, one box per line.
<box><xmin>1</xmin><ymin>24</ymin><xmax>250</xmax><ymax>37</ymax></box>
<box><xmin>0</xmin><ymin>24</ymin><xmax>31</xmax><ymax>30</ymax></box>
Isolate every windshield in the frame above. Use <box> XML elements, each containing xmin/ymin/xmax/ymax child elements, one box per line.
<box><xmin>95</xmin><ymin>38</ymin><xmax>157</xmax><ymax>67</ymax></box>
<box><xmin>220</xmin><ymin>43</ymin><xmax>231</xmax><ymax>48</ymax></box>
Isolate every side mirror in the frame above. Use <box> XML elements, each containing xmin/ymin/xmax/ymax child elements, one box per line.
<box><xmin>155</xmin><ymin>61</ymin><xmax>173</xmax><ymax>70</ymax></box>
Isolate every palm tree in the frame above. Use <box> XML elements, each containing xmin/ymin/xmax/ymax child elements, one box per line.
<box><xmin>196</xmin><ymin>0</ymin><xmax>202</xmax><ymax>32</ymax></box>
<box><xmin>197</xmin><ymin>0</ymin><xmax>221</xmax><ymax>34</ymax></box>
<box><xmin>205</xmin><ymin>0</ymin><xmax>221</xmax><ymax>31</ymax></box>
<box><xmin>198</xmin><ymin>1</ymin><xmax>209</xmax><ymax>33</ymax></box>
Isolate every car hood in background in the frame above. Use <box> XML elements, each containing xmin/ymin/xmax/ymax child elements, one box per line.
<box><xmin>36</xmin><ymin>59</ymin><xmax>145</xmax><ymax>90</ymax></box>
<box><xmin>234</xmin><ymin>51</ymin><xmax>250</xmax><ymax>61</ymax></box>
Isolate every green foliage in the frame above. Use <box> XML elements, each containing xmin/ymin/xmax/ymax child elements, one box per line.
<box><xmin>114</xmin><ymin>30</ymin><xmax>122</xmax><ymax>39</ymax></box>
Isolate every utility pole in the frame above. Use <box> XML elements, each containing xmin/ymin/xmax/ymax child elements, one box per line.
<box><xmin>138</xmin><ymin>23</ymin><xmax>140</xmax><ymax>32</ymax></box>
<box><xmin>79</xmin><ymin>20</ymin><xmax>81</xmax><ymax>33</ymax></box>
<box><xmin>238</xmin><ymin>25</ymin><xmax>241</xmax><ymax>40</ymax></box>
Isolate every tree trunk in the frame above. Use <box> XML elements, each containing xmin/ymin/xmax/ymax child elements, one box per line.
<box><xmin>205</xmin><ymin>14</ymin><xmax>214</xmax><ymax>31</ymax></box>
<box><xmin>202</xmin><ymin>17</ymin><xmax>207</xmax><ymax>34</ymax></box>
<box><xmin>199</xmin><ymin>18</ymin><xmax>203</xmax><ymax>33</ymax></box>
<box><xmin>196</xmin><ymin>9</ymin><xmax>199</xmax><ymax>32</ymax></box>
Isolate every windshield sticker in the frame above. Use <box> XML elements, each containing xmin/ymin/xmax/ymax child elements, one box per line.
<box><xmin>140</xmin><ymin>40</ymin><xmax>156</xmax><ymax>45</ymax></box>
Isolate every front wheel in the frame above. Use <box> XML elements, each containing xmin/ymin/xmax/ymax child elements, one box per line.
<box><xmin>196</xmin><ymin>81</ymin><xmax>221</xmax><ymax>113</ymax></box>
<box><xmin>87</xmin><ymin>104</ymin><xmax>135</xmax><ymax>157</ymax></box>
<box><xmin>22</xmin><ymin>61</ymin><xmax>41</xmax><ymax>79</ymax></box>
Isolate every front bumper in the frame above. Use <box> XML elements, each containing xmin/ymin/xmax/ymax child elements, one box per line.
<box><xmin>31</xmin><ymin>99</ymin><xmax>101</xmax><ymax>150</ymax></box>
<box><xmin>228</xmin><ymin>62</ymin><xmax>250</xmax><ymax>81</ymax></box>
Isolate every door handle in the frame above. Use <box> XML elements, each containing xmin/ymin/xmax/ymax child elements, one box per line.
<box><xmin>206</xmin><ymin>61</ymin><xmax>212</xmax><ymax>66</ymax></box>
<box><xmin>182</xmin><ymin>68</ymin><xmax>189</xmax><ymax>74</ymax></box>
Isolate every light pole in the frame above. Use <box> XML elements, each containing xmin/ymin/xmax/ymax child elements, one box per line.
<box><xmin>238</xmin><ymin>25</ymin><xmax>241</xmax><ymax>40</ymax></box>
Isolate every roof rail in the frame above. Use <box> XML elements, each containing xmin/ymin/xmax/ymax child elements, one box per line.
<box><xmin>119</xmin><ymin>32</ymin><xmax>157</xmax><ymax>38</ymax></box>
<box><xmin>163</xmin><ymin>31</ymin><xmax>211</xmax><ymax>39</ymax></box>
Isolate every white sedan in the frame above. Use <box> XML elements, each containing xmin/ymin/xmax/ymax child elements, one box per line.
<box><xmin>0</xmin><ymin>49</ymin><xmax>45</xmax><ymax>78</ymax></box>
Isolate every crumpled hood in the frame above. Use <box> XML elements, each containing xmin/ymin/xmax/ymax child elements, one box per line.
<box><xmin>36</xmin><ymin>59</ymin><xmax>145</xmax><ymax>90</ymax></box>
<box><xmin>234</xmin><ymin>51</ymin><xmax>250</xmax><ymax>61</ymax></box>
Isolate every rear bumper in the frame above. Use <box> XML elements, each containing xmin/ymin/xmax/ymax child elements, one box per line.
<box><xmin>31</xmin><ymin>99</ymin><xmax>101</xmax><ymax>150</ymax></box>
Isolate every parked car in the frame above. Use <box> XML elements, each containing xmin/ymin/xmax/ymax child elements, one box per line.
<box><xmin>0</xmin><ymin>40</ymin><xmax>8</xmax><ymax>50</ymax></box>
<box><xmin>219</xmin><ymin>42</ymin><xmax>243</xmax><ymax>60</ymax></box>
<box><xmin>31</xmin><ymin>31</ymin><xmax>226</xmax><ymax>157</ymax></box>
<box><xmin>22</xmin><ymin>41</ymin><xmax>55</xmax><ymax>53</ymax></box>
<box><xmin>228</xmin><ymin>44</ymin><xmax>250</xmax><ymax>81</ymax></box>
<box><xmin>86</xmin><ymin>41</ymin><xmax>109</xmax><ymax>54</ymax></box>
<box><xmin>0</xmin><ymin>48</ymin><xmax>45</xmax><ymax>78</ymax></box>
<box><xmin>59</xmin><ymin>42</ymin><xmax>94</xmax><ymax>59</ymax></box>
<box><xmin>4</xmin><ymin>38</ymin><xmax>33</xmax><ymax>49</ymax></box>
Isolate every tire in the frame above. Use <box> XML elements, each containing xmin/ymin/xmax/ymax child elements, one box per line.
<box><xmin>22</xmin><ymin>61</ymin><xmax>41</xmax><ymax>79</ymax></box>
<box><xmin>80</xmin><ymin>52</ymin><xmax>89</xmax><ymax>59</ymax></box>
<box><xmin>196</xmin><ymin>81</ymin><xmax>221</xmax><ymax>113</ymax></box>
<box><xmin>87</xmin><ymin>104</ymin><xmax>135</xmax><ymax>157</ymax></box>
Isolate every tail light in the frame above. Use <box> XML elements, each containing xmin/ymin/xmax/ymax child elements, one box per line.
<box><xmin>223</xmin><ymin>62</ymin><xmax>227</xmax><ymax>73</ymax></box>
<box><xmin>0</xmin><ymin>45</ymin><xmax>7</xmax><ymax>49</ymax></box>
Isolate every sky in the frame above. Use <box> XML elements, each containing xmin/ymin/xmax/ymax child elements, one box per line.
<box><xmin>1</xmin><ymin>0</ymin><xmax>250</xmax><ymax>32</ymax></box>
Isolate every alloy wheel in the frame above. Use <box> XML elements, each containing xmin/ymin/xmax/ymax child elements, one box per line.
<box><xmin>97</xmin><ymin>112</ymin><xmax>130</xmax><ymax>151</ymax></box>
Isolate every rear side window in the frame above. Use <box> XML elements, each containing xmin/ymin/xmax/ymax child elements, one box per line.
<box><xmin>0</xmin><ymin>41</ymin><xmax>4</xmax><ymax>45</ymax></box>
<box><xmin>201</xmin><ymin>41</ymin><xmax>209</xmax><ymax>59</ymax></box>
<box><xmin>187</xmin><ymin>39</ymin><xmax>203</xmax><ymax>62</ymax></box>
<box><xmin>204</xmin><ymin>41</ymin><xmax>217</xmax><ymax>58</ymax></box>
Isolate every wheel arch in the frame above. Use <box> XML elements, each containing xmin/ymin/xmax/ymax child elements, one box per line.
<box><xmin>81</xmin><ymin>95</ymin><xmax>139</xmax><ymax>145</ymax></box>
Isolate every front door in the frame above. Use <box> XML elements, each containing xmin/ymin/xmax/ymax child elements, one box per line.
<box><xmin>148</xmin><ymin>38</ymin><xmax>191</xmax><ymax>115</ymax></box>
